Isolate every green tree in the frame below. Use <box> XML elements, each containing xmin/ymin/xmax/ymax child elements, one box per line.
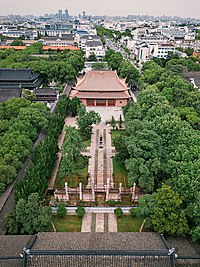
<box><xmin>137</xmin><ymin>184</ymin><xmax>189</xmax><ymax>236</ymax></box>
<box><xmin>75</xmin><ymin>206</ymin><xmax>85</xmax><ymax>218</ymax></box>
<box><xmin>87</xmin><ymin>53</ymin><xmax>97</xmax><ymax>61</ymax></box>
<box><xmin>119</xmin><ymin>114</ymin><xmax>123</xmax><ymax>129</ymax></box>
<box><xmin>119</xmin><ymin>60</ymin><xmax>141</xmax><ymax>87</ymax></box>
<box><xmin>57</xmin><ymin>203</ymin><xmax>67</xmax><ymax>217</ymax></box>
<box><xmin>7</xmin><ymin>193</ymin><xmax>51</xmax><ymax>234</ymax></box>
<box><xmin>22</xmin><ymin>89</ymin><xmax>36</xmax><ymax>101</ymax></box>
<box><xmin>114</xmin><ymin>207</ymin><xmax>123</xmax><ymax>218</ymax></box>
<box><xmin>77</xmin><ymin>106</ymin><xmax>101</xmax><ymax>139</ymax></box>
<box><xmin>110</xmin><ymin>116</ymin><xmax>116</xmax><ymax>129</ymax></box>
<box><xmin>10</xmin><ymin>39</ymin><xmax>25</xmax><ymax>46</ymax></box>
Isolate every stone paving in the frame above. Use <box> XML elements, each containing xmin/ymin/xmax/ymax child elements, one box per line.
<box><xmin>81</xmin><ymin>212</ymin><xmax>118</xmax><ymax>233</ymax></box>
<box><xmin>87</xmin><ymin>123</ymin><xmax>114</xmax><ymax>190</ymax></box>
<box><xmin>86</xmin><ymin>106</ymin><xmax>124</xmax><ymax>122</ymax></box>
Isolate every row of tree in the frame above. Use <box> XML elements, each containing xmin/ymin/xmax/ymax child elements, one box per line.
<box><xmin>0</xmin><ymin>98</ymin><xmax>50</xmax><ymax>195</ymax></box>
<box><xmin>6</xmin><ymin>96</ymin><xmax>81</xmax><ymax>234</ymax></box>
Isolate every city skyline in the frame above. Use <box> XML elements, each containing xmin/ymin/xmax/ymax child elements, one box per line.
<box><xmin>0</xmin><ymin>0</ymin><xmax>200</xmax><ymax>19</ymax></box>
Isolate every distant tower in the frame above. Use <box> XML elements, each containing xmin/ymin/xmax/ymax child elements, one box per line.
<box><xmin>83</xmin><ymin>11</ymin><xmax>86</xmax><ymax>18</ymax></box>
<box><xmin>58</xmin><ymin>9</ymin><xmax>62</xmax><ymax>20</ymax></box>
<box><xmin>65</xmin><ymin>8</ymin><xmax>70</xmax><ymax>20</ymax></box>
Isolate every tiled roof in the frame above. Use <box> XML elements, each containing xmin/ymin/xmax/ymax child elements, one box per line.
<box><xmin>0</xmin><ymin>87</ymin><xmax>22</xmax><ymax>102</ymax></box>
<box><xmin>74</xmin><ymin>71</ymin><xmax>128</xmax><ymax>92</ymax></box>
<box><xmin>33</xmin><ymin>232</ymin><xmax>166</xmax><ymax>251</ymax></box>
<box><xmin>34</xmin><ymin>88</ymin><xmax>57</xmax><ymax>96</ymax></box>
<box><xmin>0</xmin><ymin>235</ymin><xmax>32</xmax><ymax>256</ymax></box>
<box><xmin>0</xmin><ymin>45</ymin><xmax>79</xmax><ymax>51</ymax></box>
<box><xmin>0</xmin><ymin>69</ymin><xmax>39</xmax><ymax>82</ymax></box>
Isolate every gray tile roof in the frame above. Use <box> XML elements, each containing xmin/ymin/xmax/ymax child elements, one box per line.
<box><xmin>33</xmin><ymin>232</ymin><xmax>166</xmax><ymax>251</ymax></box>
<box><xmin>0</xmin><ymin>87</ymin><xmax>22</xmax><ymax>102</ymax></box>
<box><xmin>0</xmin><ymin>69</ymin><xmax>39</xmax><ymax>82</ymax></box>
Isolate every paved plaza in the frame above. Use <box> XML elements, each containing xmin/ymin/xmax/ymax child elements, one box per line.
<box><xmin>86</xmin><ymin>106</ymin><xmax>124</xmax><ymax>122</ymax></box>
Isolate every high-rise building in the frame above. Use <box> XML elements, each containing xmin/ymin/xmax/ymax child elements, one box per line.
<box><xmin>58</xmin><ymin>9</ymin><xmax>62</xmax><ymax>19</ymax></box>
<box><xmin>65</xmin><ymin>8</ymin><xmax>70</xmax><ymax>20</ymax></box>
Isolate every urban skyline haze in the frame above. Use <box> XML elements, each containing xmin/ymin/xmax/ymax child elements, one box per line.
<box><xmin>0</xmin><ymin>0</ymin><xmax>200</xmax><ymax>18</ymax></box>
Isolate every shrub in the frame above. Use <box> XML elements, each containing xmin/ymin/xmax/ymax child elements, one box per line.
<box><xmin>57</xmin><ymin>203</ymin><xmax>67</xmax><ymax>217</ymax></box>
<box><xmin>129</xmin><ymin>208</ymin><xmax>136</xmax><ymax>217</ymax></box>
<box><xmin>114</xmin><ymin>207</ymin><xmax>123</xmax><ymax>218</ymax></box>
<box><xmin>75</xmin><ymin>206</ymin><xmax>85</xmax><ymax>218</ymax></box>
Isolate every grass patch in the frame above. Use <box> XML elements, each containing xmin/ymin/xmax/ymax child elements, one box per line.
<box><xmin>52</xmin><ymin>215</ymin><xmax>82</xmax><ymax>232</ymax></box>
<box><xmin>113</xmin><ymin>157</ymin><xmax>128</xmax><ymax>188</ymax></box>
<box><xmin>117</xmin><ymin>215</ymin><xmax>144</xmax><ymax>232</ymax></box>
<box><xmin>55</xmin><ymin>155</ymin><xmax>88</xmax><ymax>189</ymax></box>
<box><xmin>82</xmin><ymin>138</ymin><xmax>91</xmax><ymax>147</ymax></box>
<box><xmin>111</xmin><ymin>129</ymin><xmax>125</xmax><ymax>146</ymax></box>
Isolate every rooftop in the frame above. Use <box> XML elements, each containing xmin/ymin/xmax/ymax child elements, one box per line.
<box><xmin>0</xmin><ymin>68</ymin><xmax>39</xmax><ymax>82</ymax></box>
<box><xmin>74</xmin><ymin>71</ymin><xmax>128</xmax><ymax>92</ymax></box>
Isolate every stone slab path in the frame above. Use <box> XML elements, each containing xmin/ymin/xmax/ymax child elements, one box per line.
<box><xmin>81</xmin><ymin>212</ymin><xmax>117</xmax><ymax>233</ymax></box>
<box><xmin>87</xmin><ymin>124</ymin><xmax>114</xmax><ymax>190</ymax></box>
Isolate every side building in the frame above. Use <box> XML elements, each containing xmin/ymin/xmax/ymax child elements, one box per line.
<box><xmin>70</xmin><ymin>70</ymin><xmax>131</xmax><ymax>107</ymax></box>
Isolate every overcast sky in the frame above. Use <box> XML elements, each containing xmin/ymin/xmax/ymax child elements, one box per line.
<box><xmin>0</xmin><ymin>0</ymin><xmax>199</xmax><ymax>18</ymax></box>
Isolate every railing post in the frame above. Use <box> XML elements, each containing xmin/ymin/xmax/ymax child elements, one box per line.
<box><xmin>167</xmin><ymin>248</ymin><xmax>176</xmax><ymax>267</ymax></box>
<box><xmin>22</xmin><ymin>248</ymin><xmax>30</xmax><ymax>267</ymax></box>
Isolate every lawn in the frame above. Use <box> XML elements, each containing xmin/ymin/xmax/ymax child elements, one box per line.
<box><xmin>52</xmin><ymin>215</ymin><xmax>82</xmax><ymax>232</ymax></box>
<box><xmin>117</xmin><ymin>215</ymin><xmax>144</xmax><ymax>232</ymax></box>
<box><xmin>113</xmin><ymin>157</ymin><xmax>128</xmax><ymax>188</ymax></box>
<box><xmin>111</xmin><ymin>129</ymin><xmax>125</xmax><ymax>146</ymax></box>
<box><xmin>82</xmin><ymin>138</ymin><xmax>91</xmax><ymax>147</ymax></box>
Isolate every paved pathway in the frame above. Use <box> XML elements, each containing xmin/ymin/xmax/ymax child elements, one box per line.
<box><xmin>87</xmin><ymin>123</ymin><xmax>114</xmax><ymax>190</ymax></box>
<box><xmin>81</xmin><ymin>212</ymin><xmax>118</xmax><ymax>233</ymax></box>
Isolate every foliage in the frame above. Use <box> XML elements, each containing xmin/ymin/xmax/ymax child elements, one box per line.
<box><xmin>22</xmin><ymin>89</ymin><xmax>36</xmax><ymax>101</ymax></box>
<box><xmin>119</xmin><ymin>114</ymin><xmax>123</xmax><ymax>129</ymax></box>
<box><xmin>105</xmin><ymin>48</ymin><xmax>123</xmax><ymax>72</ymax></box>
<box><xmin>6</xmin><ymin>193</ymin><xmax>51</xmax><ymax>234</ymax></box>
<box><xmin>61</xmin><ymin>126</ymin><xmax>83</xmax><ymax>176</ymax></box>
<box><xmin>14</xmin><ymin>95</ymin><xmax>71</xmax><ymax>201</ymax></box>
<box><xmin>137</xmin><ymin>184</ymin><xmax>189</xmax><ymax>236</ymax></box>
<box><xmin>75</xmin><ymin>206</ymin><xmax>86</xmax><ymax>218</ymax></box>
<box><xmin>0</xmin><ymin>98</ymin><xmax>50</xmax><ymax>196</ymax></box>
<box><xmin>118</xmin><ymin>58</ymin><xmax>200</xmax><ymax>240</ymax></box>
<box><xmin>119</xmin><ymin>60</ymin><xmax>141</xmax><ymax>87</ymax></box>
<box><xmin>0</xmin><ymin>46</ymin><xmax>85</xmax><ymax>83</ymax></box>
<box><xmin>114</xmin><ymin>207</ymin><xmax>123</xmax><ymax>218</ymax></box>
<box><xmin>77</xmin><ymin>105</ymin><xmax>101</xmax><ymax>139</ymax></box>
<box><xmin>87</xmin><ymin>53</ymin><xmax>97</xmax><ymax>61</ymax></box>
<box><xmin>92</xmin><ymin>62</ymin><xmax>106</xmax><ymax>70</ymax></box>
<box><xmin>129</xmin><ymin>208</ymin><xmax>136</xmax><ymax>217</ymax></box>
<box><xmin>10</xmin><ymin>39</ymin><xmax>25</xmax><ymax>46</ymax></box>
<box><xmin>110</xmin><ymin>116</ymin><xmax>116</xmax><ymax>129</ymax></box>
<box><xmin>57</xmin><ymin>203</ymin><xmax>67</xmax><ymax>217</ymax></box>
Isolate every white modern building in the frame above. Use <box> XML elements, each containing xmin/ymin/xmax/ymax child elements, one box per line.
<box><xmin>152</xmin><ymin>43</ymin><xmax>175</xmax><ymax>58</ymax></box>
